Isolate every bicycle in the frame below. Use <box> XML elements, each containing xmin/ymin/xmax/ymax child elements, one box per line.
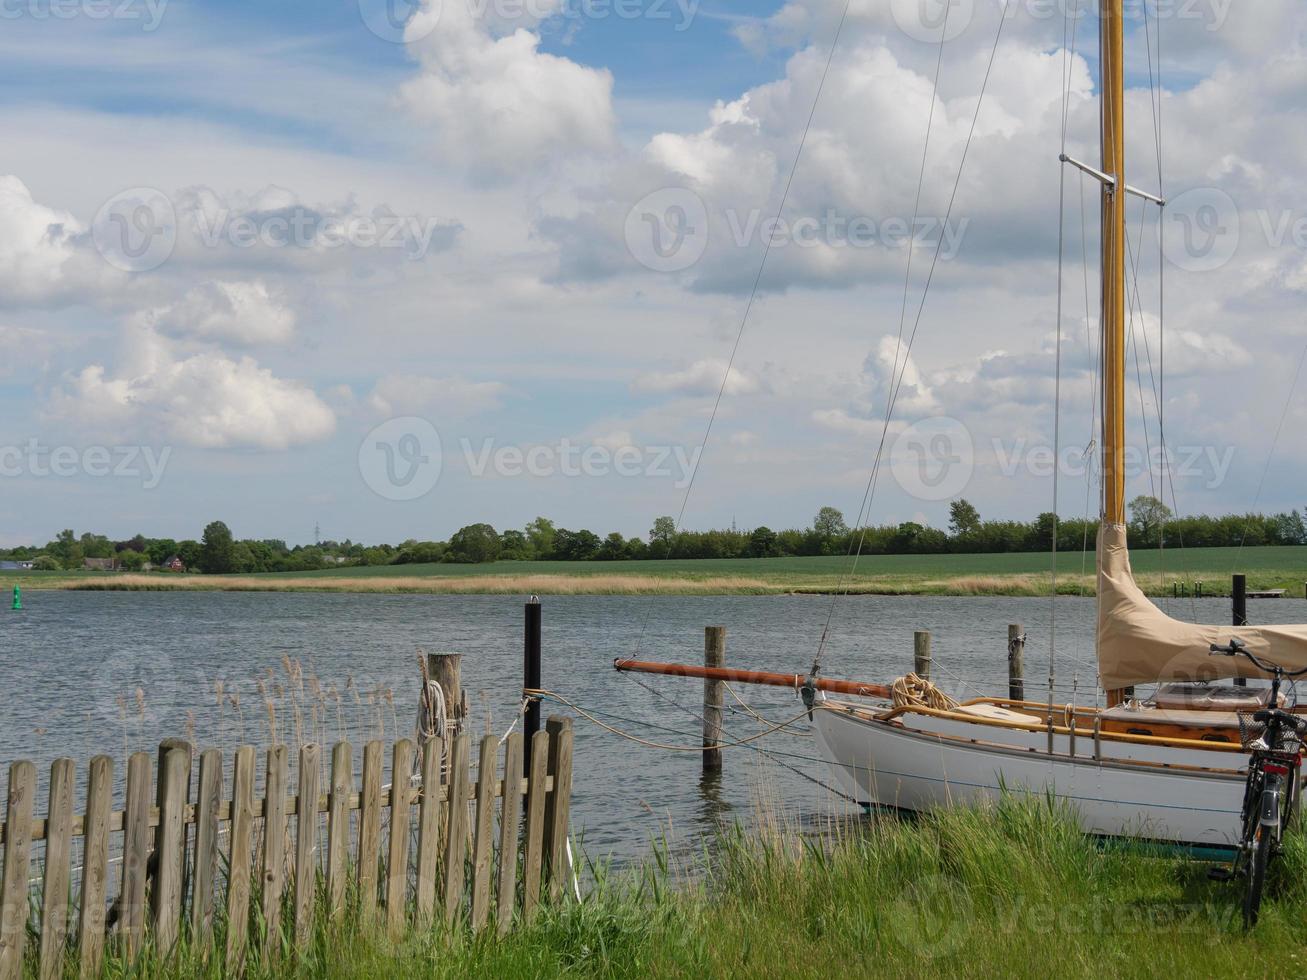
<box><xmin>1208</xmin><ymin>638</ymin><xmax>1307</xmax><ymax>927</ymax></box>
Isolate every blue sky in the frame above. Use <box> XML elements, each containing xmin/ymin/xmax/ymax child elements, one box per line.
<box><xmin>1</xmin><ymin>0</ymin><xmax>1305</xmax><ymax>548</ymax></box>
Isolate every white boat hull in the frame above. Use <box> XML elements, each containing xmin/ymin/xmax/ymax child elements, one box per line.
<box><xmin>813</xmin><ymin>702</ymin><xmax>1251</xmax><ymax>847</ymax></box>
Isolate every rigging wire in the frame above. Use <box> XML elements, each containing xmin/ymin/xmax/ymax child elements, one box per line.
<box><xmin>811</xmin><ymin>0</ymin><xmax>1012</xmax><ymax>678</ymax></box>
<box><xmin>630</xmin><ymin>0</ymin><xmax>854</xmax><ymax>659</ymax></box>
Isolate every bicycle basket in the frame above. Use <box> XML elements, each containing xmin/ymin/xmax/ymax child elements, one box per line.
<box><xmin>1238</xmin><ymin>712</ymin><xmax>1268</xmax><ymax>750</ymax></box>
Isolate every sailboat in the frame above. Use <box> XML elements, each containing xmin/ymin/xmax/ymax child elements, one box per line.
<box><xmin>618</xmin><ymin>1</ymin><xmax>1307</xmax><ymax>848</ymax></box>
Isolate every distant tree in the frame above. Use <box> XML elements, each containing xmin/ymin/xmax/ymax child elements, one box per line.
<box><xmin>146</xmin><ymin>538</ymin><xmax>178</xmax><ymax>566</ymax></box>
<box><xmin>118</xmin><ymin>550</ymin><xmax>148</xmax><ymax>571</ymax></box>
<box><xmin>650</xmin><ymin>516</ymin><xmax>676</xmax><ymax>548</ymax></box>
<box><xmin>948</xmin><ymin>499</ymin><xmax>981</xmax><ymax>538</ymax></box>
<box><xmin>813</xmin><ymin>507</ymin><xmax>848</xmax><ymax>539</ymax></box>
<box><xmin>31</xmin><ymin>556</ymin><xmax>61</xmax><ymax>571</ymax></box>
<box><xmin>51</xmin><ymin>529</ymin><xmax>84</xmax><ymax>570</ymax></box>
<box><xmin>1128</xmin><ymin>495</ymin><xmax>1172</xmax><ymax>547</ymax></box>
<box><xmin>597</xmin><ymin>532</ymin><xmax>629</xmax><ymax>561</ymax></box>
<box><xmin>525</xmin><ymin>517</ymin><xmax>556</xmax><ymax>560</ymax></box>
<box><xmin>199</xmin><ymin>522</ymin><xmax>236</xmax><ymax>574</ymax></box>
<box><xmin>748</xmin><ymin>526</ymin><xmax>780</xmax><ymax>558</ymax></box>
<box><xmin>448</xmin><ymin>524</ymin><xmax>501</xmax><ymax>564</ymax></box>
<box><xmin>176</xmin><ymin>540</ymin><xmax>202</xmax><ymax>571</ymax></box>
<box><xmin>554</xmin><ymin>528</ymin><xmax>601</xmax><ymax>561</ymax></box>
<box><xmin>499</xmin><ymin>529</ymin><xmax>531</xmax><ymax>560</ymax></box>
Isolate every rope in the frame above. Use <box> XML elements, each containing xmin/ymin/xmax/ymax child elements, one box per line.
<box><xmin>723</xmin><ymin>682</ymin><xmax>812</xmax><ymax>736</ymax></box>
<box><xmin>889</xmin><ymin>673</ymin><xmax>958</xmax><ymax>711</ymax></box>
<box><xmin>527</xmin><ymin>689</ymin><xmax>812</xmax><ymax>753</ymax></box>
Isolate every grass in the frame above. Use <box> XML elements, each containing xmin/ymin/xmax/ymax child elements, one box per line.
<box><xmin>91</xmin><ymin>796</ymin><xmax>1307</xmax><ymax>978</ymax></box>
<box><xmin>5</xmin><ymin>544</ymin><xmax>1307</xmax><ymax>597</ymax></box>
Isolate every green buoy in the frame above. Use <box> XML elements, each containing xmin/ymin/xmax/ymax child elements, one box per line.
<box><xmin>11</xmin><ymin>586</ymin><xmax>20</xmax><ymax>611</ymax></box>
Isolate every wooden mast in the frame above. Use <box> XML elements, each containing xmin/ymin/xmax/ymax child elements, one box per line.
<box><xmin>1101</xmin><ymin>0</ymin><xmax>1128</xmax><ymax>705</ymax></box>
<box><xmin>1101</xmin><ymin>0</ymin><xmax>1127</xmax><ymax>525</ymax></box>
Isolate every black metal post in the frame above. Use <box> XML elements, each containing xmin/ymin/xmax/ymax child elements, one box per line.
<box><xmin>524</xmin><ymin>596</ymin><xmax>542</xmax><ymax>777</ymax></box>
<box><xmin>1233</xmin><ymin>574</ymin><xmax>1247</xmax><ymax>687</ymax></box>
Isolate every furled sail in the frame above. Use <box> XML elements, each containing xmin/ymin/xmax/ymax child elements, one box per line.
<box><xmin>1097</xmin><ymin>522</ymin><xmax>1307</xmax><ymax>689</ymax></box>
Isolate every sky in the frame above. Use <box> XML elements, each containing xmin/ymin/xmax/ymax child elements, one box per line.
<box><xmin>1</xmin><ymin>0</ymin><xmax>1305</xmax><ymax>548</ymax></box>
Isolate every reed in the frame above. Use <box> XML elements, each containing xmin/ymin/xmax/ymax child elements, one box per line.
<box><xmin>90</xmin><ymin>794</ymin><xmax>1307</xmax><ymax>979</ymax></box>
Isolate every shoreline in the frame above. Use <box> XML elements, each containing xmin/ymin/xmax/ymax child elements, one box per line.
<box><xmin>3</xmin><ymin>570</ymin><xmax>1285</xmax><ymax>598</ymax></box>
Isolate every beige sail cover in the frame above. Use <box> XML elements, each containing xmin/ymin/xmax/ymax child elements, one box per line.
<box><xmin>1097</xmin><ymin>522</ymin><xmax>1307</xmax><ymax>689</ymax></box>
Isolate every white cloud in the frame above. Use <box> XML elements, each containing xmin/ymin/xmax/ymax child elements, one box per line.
<box><xmin>131</xmin><ymin>280</ymin><xmax>296</xmax><ymax>347</ymax></box>
<box><xmin>632</xmin><ymin>359</ymin><xmax>759</xmax><ymax>396</ymax></box>
<box><xmin>366</xmin><ymin>374</ymin><xmax>506</xmax><ymax>418</ymax></box>
<box><xmin>399</xmin><ymin>0</ymin><xmax>616</xmax><ymax>176</ymax></box>
<box><xmin>0</xmin><ymin>175</ymin><xmax>81</xmax><ymax>302</ymax></box>
<box><xmin>47</xmin><ymin>332</ymin><xmax>335</xmax><ymax>450</ymax></box>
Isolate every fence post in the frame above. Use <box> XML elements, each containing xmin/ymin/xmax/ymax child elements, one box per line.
<box><xmin>414</xmin><ymin>736</ymin><xmax>443</xmax><ymax>926</ymax></box>
<box><xmin>152</xmin><ymin>744</ymin><xmax>189</xmax><ymax>955</ymax></box>
<box><xmin>385</xmin><ymin>739</ymin><xmax>414</xmax><ymax>937</ymax></box>
<box><xmin>261</xmin><ymin>744</ymin><xmax>289</xmax><ymax>949</ymax></box>
<box><xmin>914</xmin><ymin>631</ymin><xmax>932</xmax><ymax>681</ymax></box>
<box><xmin>191</xmin><ymin>749</ymin><xmax>222</xmax><ymax>944</ymax></box>
<box><xmin>521</xmin><ymin>729</ymin><xmax>550</xmax><ymax>922</ymax></box>
<box><xmin>119</xmin><ymin>752</ymin><xmax>151</xmax><ymax>960</ymax></box>
<box><xmin>470</xmin><ymin>735</ymin><xmax>498</xmax><ymax>931</ymax></box>
<box><xmin>295</xmin><ymin>743</ymin><xmax>321</xmax><ymax>945</ymax></box>
<box><xmin>225</xmin><ymin>746</ymin><xmax>256</xmax><ymax>973</ymax></box>
<box><xmin>703</xmin><ymin>626</ymin><xmax>725</xmax><ymax>773</ymax></box>
<box><xmin>326</xmin><ymin>742</ymin><xmax>352</xmax><ymax>920</ymax></box>
<box><xmin>39</xmin><ymin>758</ymin><xmax>74</xmax><ymax>980</ymax></box>
<box><xmin>543</xmin><ymin>716</ymin><xmax>575</xmax><ymax>903</ymax></box>
<box><xmin>78</xmin><ymin>755</ymin><xmax>112</xmax><ymax>979</ymax></box>
<box><xmin>1007</xmin><ymin>625</ymin><xmax>1025</xmax><ymax>701</ymax></box>
<box><xmin>0</xmin><ymin>760</ymin><xmax>35</xmax><ymax>980</ymax></box>
<box><xmin>358</xmin><ymin>741</ymin><xmax>383</xmax><ymax>922</ymax></box>
<box><xmin>442</xmin><ymin>734</ymin><xmax>471</xmax><ymax>926</ymax></box>
<box><xmin>497</xmin><ymin>733</ymin><xmax>524</xmax><ymax>936</ymax></box>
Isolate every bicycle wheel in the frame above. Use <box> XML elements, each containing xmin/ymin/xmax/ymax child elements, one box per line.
<box><xmin>1244</xmin><ymin>824</ymin><xmax>1273</xmax><ymax>928</ymax></box>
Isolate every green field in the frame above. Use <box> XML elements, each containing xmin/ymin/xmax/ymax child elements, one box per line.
<box><xmin>5</xmin><ymin>545</ymin><xmax>1306</xmax><ymax>596</ymax></box>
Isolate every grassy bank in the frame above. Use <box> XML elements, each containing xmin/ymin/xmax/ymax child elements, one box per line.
<box><xmin>103</xmin><ymin>798</ymin><xmax>1305</xmax><ymax>979</ymax></box>
<box><xmin>6</xmin><ymin>544</ymin><xmax>1307</xmax><ymax>597</ymax></box>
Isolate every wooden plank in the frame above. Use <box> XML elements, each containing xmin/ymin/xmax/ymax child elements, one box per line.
<box><xmin>520</xmin><ymin>730</ymin><xmax>549</xmax><ymax>922</ymax></box>
<box><xmin>357</xmin><ymin>741</ymin><xmax>383</xmax><ymax>921</ymax></box>
<box><xmin>153</xmin><ymin>738</ymin><xmax>192</xmax><ymax>922</ymax></box>
<box><xmin>326</xmin><ymin>741</ymin><xmax>352</xmax><ymax>920</ymax></box>
<box><xmin>441</xmin><ymin>734</ymin><xmax>471</xmax><ymax>926</ymax></box>
<box><xmin>38</xmin><ymin>759</ymin><xmax>74</xmax><ymax>980</ymax></box>
<box><xmin>543</xmin><ymin>717</ymin><xmax>574</xmax><ymax>903</ymax></box>
<box><xmin>385</xmin><ymin>739</ymin><xmax>414</xmax><ymax>936</ymax></box>
<box><xmin>119</xmin><ymin>752</ymin><xmax>151</xmax><ymax>960</ymax></box>
<box><xmin>225</xmin><ymin>746</ymin><xmax>256</xmax><ymax>973</ymax></box>
<box><xmin>151</xmin><ymin>745</ymin><xmax>188</xmax><ymax>955</ymax></box>
<box><xmin>294</xmin><ymin>744</ymin><xmax>320</xmax><ymax>945</ymax></box>
<box><xmin>77</xmin><ymin>755</ymin><xmax>112</xmax><ymax>979</ymax></box>
<box><xmin>469</xmin><ymin>736</ymin><xmax>497</xmax><ymax>931</ymax></box>
<box><xmin>495</xmin><ymin>733</ymin><xmax>524</xmax><ymax>936</ymax></box>
<box><xmin>261</xmin><ymin>744</ymin><xmax>289</xmax><ymax>949</ymax></box>
<box><xmin>414</xmin><ymin>737</ymin><xmax>443</xmax><ymax>926</ymax></box>
<box><xmin>191</xmin><ymin>748</ymin><xmax>223</xmax><ymax>944</ymax></box>
<box><xmin>0</xmin><ymin>761</ymin><xmax>35</xmax><ymax>980</ymax></box>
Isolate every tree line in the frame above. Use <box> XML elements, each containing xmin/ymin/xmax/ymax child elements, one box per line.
<box><xmin>4</xmin><ymin>497</ymin><xmax>1305</xmax><ymax>573</ymax></box>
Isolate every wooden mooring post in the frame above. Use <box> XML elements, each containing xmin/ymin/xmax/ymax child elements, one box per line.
<box><xmin>1007</xmin><ymin>625</ymin><xmax>1025</xmax><ymax>701</ymax></box>
<box><xmin>1233</xmin><ymin>574</ymin><xmax>1248</xmax><ymax>687</ymax></box>
<box><xmin>703</xmin><ymin>626</ymin><xmax>726</xmax><ymax>772</ymax></box>
<box><xmin>426</xmin><ymin>651</ymin><xmax>465</xmax><ymax>746</ymax></box>
<box><xmin>524</xmin><ymin>597</ymin><xmax>542</xmax><ymax>778</ymax></box>
<box><xmin>914</xmin><ymin>630</ymin><xmax>932</xmax><ymax>681</ymax></box>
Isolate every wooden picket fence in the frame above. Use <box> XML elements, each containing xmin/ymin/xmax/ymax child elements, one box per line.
<box><xmin>0</xmin><ymin>716</ymin><xmax>575</xmax><ymax>978</ymax></box>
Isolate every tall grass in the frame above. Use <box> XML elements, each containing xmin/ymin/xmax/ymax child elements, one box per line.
<box><xmin>93</xmin><ymin>796</ymin><xmax>1307</xmax><ymax>978</ymax></box>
